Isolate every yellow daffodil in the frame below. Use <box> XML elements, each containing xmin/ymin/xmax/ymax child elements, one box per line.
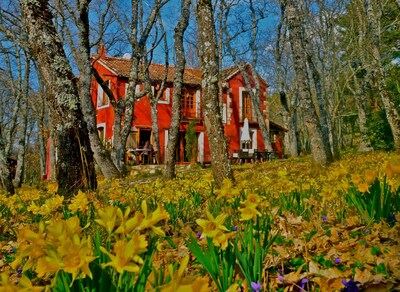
<box><xmin>100</xmin><ymin>236</ymin><xmax>148</xmax><ymax>274</ymax></box>
<box><xmin>139</xmin><ymin>201</ymin><xmax>170</xmax><ymax>236</ymax></box>
<box><xmin>364</xmin><ymin>169</ymin><xmax>377</xmax><ymax>184</ymax></box>
<box><xmin>95</xmin><ymin>205</ymin><xmax>119</xmax><ymax>234</ymax></box>
<box><xmin>212</xmin><ymin>231</ymin><xmax>236</xmax><ymax>250</ymax></box>
<box><xmin>60</xmin><ymin>235</ymin><xmax>95</xmax><ymax>281</ymax></box>
<box><xmin>196</xmin><ymin>211</ymin><xmax>228</xmax><ymax>239</ymax></box>
<box><xmin>69</xmin><ymin>191</ymin><xmax>89</xmax><ymax>213</ymax></box>
<box><xmin>357</xmin><ymin>183</ymin><xmax>369</xmax><ymax>193</ymax></box>
<box><xmin>239</xmin><ymin>200</ymin><xmax>262</xmax><ymax>221</ymax></box>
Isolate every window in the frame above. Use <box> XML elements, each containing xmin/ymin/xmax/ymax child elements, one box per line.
<box><xmin>181</xmin><ymin>89</ymin><xmax>196</xmax><ymax>118</ymax></box>
<box><xmin>158</xmin><ymin>87</ymin><xmax>170</xmax><ymax>104</ymax></box>
<box><xmin>97</xmin><ymin>81</ymin><xmax>110</xmax><ymax>108</ymax></box>
<box><xmin>242</xmin><ymin>91</ymin><xmax>252</xmax><ymax>121</ymax></box>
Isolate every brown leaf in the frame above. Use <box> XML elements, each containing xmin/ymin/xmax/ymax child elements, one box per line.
<box><xmin>354</xmin><ymin>268</ymin><xmax>373</xmax><ymax>284</ymax></box>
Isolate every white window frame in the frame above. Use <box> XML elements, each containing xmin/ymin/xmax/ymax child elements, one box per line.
<box><xmin>222</xmin><ymin>103</ymin><xmax>227</xmax><ymax>124</ymax></box>
<box><xmin>195</xmin><ymin>90</ymin><xmax>201</xmax><ymax>117</ymax></box>
<box><xmin>97</xmin><ymin>81</ymin><xmax>110</xmax><ymax>109</ymax></box>
<box><xmin>197</xmin><ymin>132</ymin><xmax>204</xmax><ymax>163</ymax></box>
<box><xmin>251</xmin><ymin>128</ymin><xmax>257</xmax><ymax>150</ymax></box>
<box><xmin>158</xmin><ymin>87</ymin><xmax>170</xmax><ymax>104</ymax></box>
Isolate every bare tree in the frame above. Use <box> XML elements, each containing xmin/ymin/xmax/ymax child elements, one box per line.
<box><xmin>364</xmin><ymin>0</ymin><xmax>400</xmax><ymax>149</ymax></box>
<box><xmin>20</xmin><ymin>0</ymin><xmax>97</xmax><ymax>197</ymax></box>
<box><xmin>196</xmin><ymin>0</ymin><xmax>235</xmax><ymax>188</ymax></box>
<box><xmin>222</xmin><ymin>0</ymin><xmax>273</xmax><ymax>152</ymax></box>
<box><xmin>282</xmin><ymin>0</ymin><xmax>333</xmax><ymax>167</ymax></box>
<box><xmin>95</xmin><ymin>0</ymin><xmax>169</xmax><ymax>174</ymax></box>
<box><xmin>12</xmin><ymin>53</ymin><xmax>30</xmax><ymax>187</ymax></box>
<box><xmin>274</xmin><ymin>4</ymin><xmax>300</xmax><ymax>157</ymax></box>
<box><xmin>164</xmin><ymin>0</ymin><xmax>191</xmax><ymax>179</ymax></box>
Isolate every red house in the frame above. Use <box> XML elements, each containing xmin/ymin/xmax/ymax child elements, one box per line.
<box><xmin>91</xmin><ymin>47</ymin><xmax>285</xmax><ymax>165</ymax></box>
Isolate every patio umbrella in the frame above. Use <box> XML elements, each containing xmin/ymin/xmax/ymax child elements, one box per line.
<box><xmin>240</xmin><ymin>118</ymin><xmax>251</xmax><ymax>148</ymax></box>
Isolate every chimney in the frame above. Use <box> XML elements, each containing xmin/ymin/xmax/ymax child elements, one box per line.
<box><xmin>98</xmin><ymin>44</ymin><xmax>106</xmax><ymax>59</ymax></box>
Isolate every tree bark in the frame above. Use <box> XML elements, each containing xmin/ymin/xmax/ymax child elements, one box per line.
<box><xmin>21</xmin><ymin>0</ymin><xmax>96</xmax><ymax>197</ymax></box>
<box><xmin>365</xmin><ymin>0</ymin><xmax>400</xmax><ymax>149</ymax></box>
<box><xmin>76</xmin><ymin>0</ymin><xmax>121</xmax><ymax>179</ymax></box>
<box><xmin>13</xmin><ymin>65</ymin><xmax>29</xmax><ymax>187</ymax></box>
<box><xmin>284</xmin><ymin>0</ymin><xmax>332</xmax><ymax>167</ymax></box>
<box><xmin>196</xmin><ymin>0</ymin><xmax>235</xmax><ymax>188</ymax></box>
<box><xmin>164</xmin><ymin>0</ymin><xmax>191</xmax><ymax>179</ymax></box>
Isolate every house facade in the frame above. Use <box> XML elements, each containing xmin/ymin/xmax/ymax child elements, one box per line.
<box><xmin>92</xmin><ymin>47</ymin><xmax>285</xmax><ymax>164</ymax></box>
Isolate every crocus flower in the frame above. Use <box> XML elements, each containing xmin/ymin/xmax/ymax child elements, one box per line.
<box><xmin>299</xmin><ymin>278</ymin><xmax>308</xmax><ymax>291</ymax></box>
<box><xmin>322</xmin><ymin>215</ymin><xmax>327</xmax><ymax>222</ymax></box>
<box><xmin>232</xmin><ymin>225</ymin><xmax>237</xmax><ymax>231</ymax></box>
<box><xmin>342</xmin><ymin>279</ymin><xmax>361</xmax><ymax>292</ymax></box>
<box><xmin>334</xmin><ymin>257</ymin><xmax>341</xmax><ymax>264</ymax></box>
<box><xmin>251</xmin><ymin>281</ymin><xmax>262</xmax><ymax>292</ymax></box>
<box><xmin>278</xmin><ymin>274</ymin><xmax>284</xmax><ymax>282</ymax></box>
<box><xmin>196</xmin><ymin>232</ymin><xmax>202</xmax><ymax>239</ymax></box>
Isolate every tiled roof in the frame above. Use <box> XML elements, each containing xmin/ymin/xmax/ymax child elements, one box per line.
<box><xmin>92</xmin><ymin>54</ymin><xmax>203</xmax><ymax>86</ymax></box>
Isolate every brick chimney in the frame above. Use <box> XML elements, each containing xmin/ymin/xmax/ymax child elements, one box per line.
<box><xmin>98</xmin><ymin>44</ymin><xmax>106</xmax><ymax>59</ymax></box>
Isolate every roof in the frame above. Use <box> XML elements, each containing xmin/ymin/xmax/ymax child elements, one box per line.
<box><xmin>92</xmin><ymin>54</ymin><xmax>268</xmax><ymax>88</ymax></box>
<box><xmin>92</xmin><ymin>54</ymin><xmax>203</xmax><ymax>86</ymax></box>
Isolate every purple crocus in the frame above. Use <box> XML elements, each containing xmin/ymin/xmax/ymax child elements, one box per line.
<box><xmin>322</xmin><ymin>215</ymin><xmax>327</xmax><ymax>222</ymax></box>
<box><xmin>250</xmin><ymin>281</ymin><xmax>262</xmax><ymax>292</ymax></box>
<box><xmin>299</xmin><ymin>278</ymin><xmax>308</xmax><ymax>291</ymax></box>
<box><xmin>342</xmin><ymin>279</ymin><xmax>361</xmax><ymax>292</ymax></box>
<box><xmin>334</xmin><ymin>257</ymin><xmax>341</xmax><ymax>264</ymax></box>
<box><xmin>232</xmin><ymin>225</ymin><xmax>238</xmax><ymax>231</ymax></box>
<box><xmin>278</xmin><ymin>274</ymin><xmax>284</xmax><ymax>282</ymax></box>
<box><xmin>196</xmin><ymin>232</ymin><xmax>202</xmax><ymax>239</ymax></box>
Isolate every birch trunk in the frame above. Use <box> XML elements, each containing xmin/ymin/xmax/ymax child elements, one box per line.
<box><xmin>21</xmin><ymin>0</ymin><xmax>97</xmax><ymax>197</ymax></box>
<box><xmin>284</xmin><ymin>0</ymin><xmax>331</xmax><ymax>167</ymax></box>
<box><xmin>164</xmin><ymin>0</ymin><xmax>191</xmax><ymax>179</ymax></box>
<box><xmin>196</xmin><ymin>0</ymin><xmax>234</xmax><ymax>188</ymax></box>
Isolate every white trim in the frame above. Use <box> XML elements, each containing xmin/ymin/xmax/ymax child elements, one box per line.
<box><xmin>97</xmin><ymin>82</ymin><xmax>110</xmax><ymax>109</ymax></box>
<box><xmin>164</xmin><ymin>130</ymin><xmax>169</xmax><ymax>151</ymax></box>
<box><xmin>96</xmin><ymin>60</ymin><xmax>119</xmax><ymax>76</ymax></box>
<box><xmin>196</xmin><ymin>90</ymin><xmax>201</xmax><ymax>117</ymax></box>
<box><xmin>251</xmin><ymin>128</ymin><xmax>257</xmax><ymax>150</ymax></box>
<box><xmin>158</xmin><ymin>87</ymin><xmax>170</xmax><ymax>104</ymax></box>
<box><xmin>151</xmin><ymin>86</ymin><xmax>155</xmax><ymax>95</ymax></box>
<box><xmin>197</xmin><ymin>132</ymin><xmax>204</xmax><ymax>163</ymax></box>
<box><xmin>224</xmin><ymin>69</ymin><xmax>240</xmax><ymax>81</ymax></box>
<box><xmin>135</xmin><ymin>84</ymin><xmax>141</xmax><ymax>95</ymax></box>
<box><xmin>226</xmin><ymin>89</ymin><xmax>231</xmax><ymax>125</ymax></box>
<box><xmin>222</xmin><ymin>103</ymin><xmax>227</xmax><ymax>124</ymax></box>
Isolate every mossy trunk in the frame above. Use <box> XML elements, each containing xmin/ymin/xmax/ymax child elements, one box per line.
<box><xmin>21</xmin><ymin>0</ymin><xmax>97</xmax><ymax>197</ymax></box>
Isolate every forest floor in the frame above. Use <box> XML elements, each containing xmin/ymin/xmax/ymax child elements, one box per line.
<box><xmin>1</xmin><ymin>150</ymin><xmax>400</xmax><ymax>291</ymax></box>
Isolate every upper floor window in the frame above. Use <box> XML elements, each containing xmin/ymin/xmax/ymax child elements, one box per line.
<box><xmin>158</xmin><ymin>87</ymin><xmax>170</xmax><ymax>104</ymax></box>
<box><xmin>181</xmin><ymin>89</ymin><xmax>196</xmax><ymax>118</ymax></box>
<box><xmin>242</xmin><ymin>91</ymin><xmax>252</xmax><ymax>121</ymax></box>
<box><xmin>97</xmin><ymin>81</ymin><xmax>110</xmax><ymax>108</ymax></box>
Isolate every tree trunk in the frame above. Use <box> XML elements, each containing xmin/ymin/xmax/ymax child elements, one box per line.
<box><xmin>365</xmin><ymin>0</ymin><xmax>400</xmax><ymax>149</ymax></box>
<box><xmin>164</xmin><ymin>0</ymin><xmax>191</xmax><ymax>179</ymax></box>
<box><xmin>76</xmin><ymin>0</ymin><xmax>121</xmax><ymax>179</ymax></box>
<box><xmin>196</xmin><ymin>0</ymin><xmax>235</xmax><ymax>188</ymax></box>
<box><xmin>21</xmin><ymin>0</ymin><xmax>96</xmax><ymax>197</ymax></box>
<box><xmin>284</xmin><ymin>0</ymin><xmax>332</xmax><ymax>167</ymax></box>
<box><xmin>13</xmin><ymin>55</ymin><xmax>30</xmax><ymax>187</ymax></box>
